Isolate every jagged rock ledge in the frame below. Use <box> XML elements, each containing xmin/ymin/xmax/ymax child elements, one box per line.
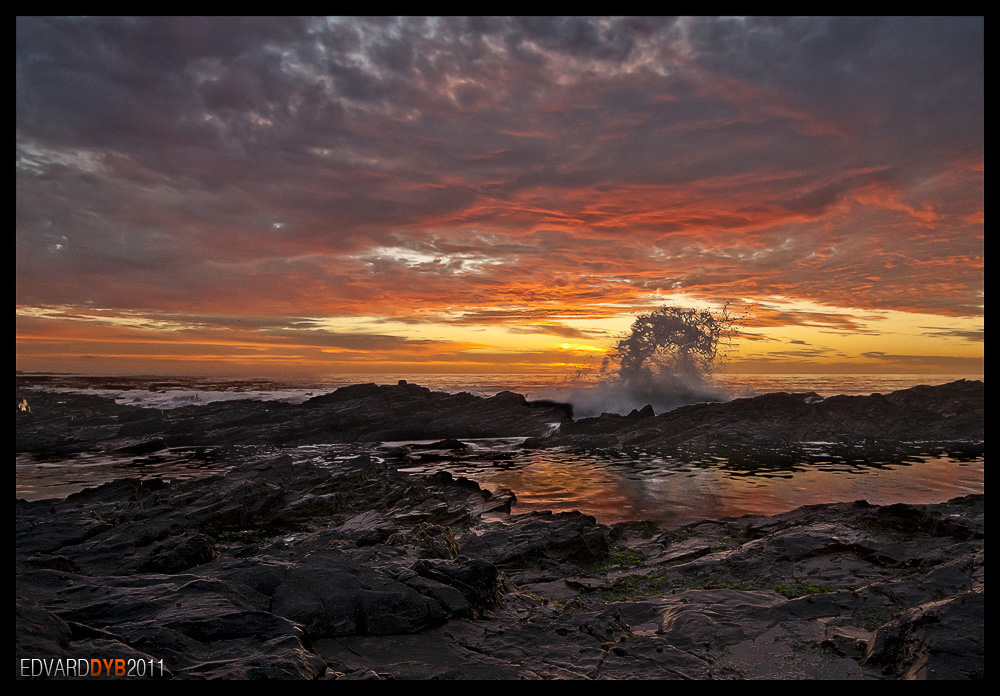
<box><xmin>16</xmin><ymin>379</ymin><xmax>984</xmax><ymax>462</ymax></box>
<box><xmin>15</xmin><ymin>379</ymin><xmax>574</xmax><ymax>456</ymax></box>
<box><xmin>526</xmin><ymin>379</ymin><xmax>984</xmax><ymax>456</ymax></box>
<box><xmin>16</xmin><ymin>453</ymin><xmax>984</xmax><ymax>680</ymax></box>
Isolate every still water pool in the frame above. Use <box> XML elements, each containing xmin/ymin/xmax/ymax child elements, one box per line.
<box><xmin>17</xmin><ymin>439</ymin><xmax>984</xmax><ymax>526</ymax></box>
<box><xmin>382</xmin><ymin>439</ymin><xmax>984</xmax><ymax>525</ymax></box>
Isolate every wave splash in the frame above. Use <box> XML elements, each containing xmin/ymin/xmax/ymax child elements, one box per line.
<box><xmin>554</xmin><ymin>305</ymin><xmax>743</xmax><ymax>418</ymax></box>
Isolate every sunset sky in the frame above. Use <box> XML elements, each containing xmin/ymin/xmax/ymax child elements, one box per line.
<box><xmin>16</xmin><ymin>17</ymin><xmax>984</xmax><ymax>379</ymax></box>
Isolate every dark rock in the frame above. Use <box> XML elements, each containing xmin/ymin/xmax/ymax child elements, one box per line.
<box><xmin>386</xmin><ymin>523</ymin><xmax>461</xmax><ymax>559</ymax></box>
<box><xmin>15</xmin><ymin>568</ymin><xmax>321</xmax><ymax>679</ymax></box>
<box><xmin>112</xmin><ymin>438</ymin><xmax>166</xmax><ymax>455</ymax></box>
<box><xmin>822</xmin><ymin>624</ymin><xmax>872</xmax><ymax>657</ymax></box>
<box><xmin>21</xmin><ymin>555</ymin><xmax>84</xmax><ymax>574</ymax></box>
<box><xmin>17</xmin><ymin>381</ymin><xmax>575</xmax><ymax>456</ymax></box>
<box><xmin>865</xmin><ymin>589</ymin><xmax>985</xmax><ymax>679</ymax></box>
<box><xmin>137</xmin><ymin>532</ymin><xmax>219</xmax><ymax>574</ymax></box>
<box><xmin>16</xmin><ymin>472</ymin><xmax>985</xmax><ymax>679</ymax></box>
<box><xmin>16</xmin><ymin>597</ymin><xmax>73</xmax><ymax>660</ymax></box>
<box><xmin>413</xmin><ymin>556</ymin><xmax>503</xmax><ymax>616</ymax></box>
<box><xmin>18</xmin><ymin>380</ymin><xmax>981</xmax><ymax>461</ymax></box>
<box><xmin>409</xmin><ymin>438</ymin><xmax>469</xmax><ymax>450</ymax></box>
<box><xmin>459</xmin><ymin>510</ymin><xmax>610</xmax><ymax>572</ymax></box>
<box><xmin>534</xmin><ymin>380</ymin><xmax>984</xmax><ymax>454</ymax></box>
<box><xmin>13</xmin><ymin>375</ymin><xmax>987</xmax><ymax>680</ymax></box>
<box><xmin>271</xmin><ymin>550</ymin><xmax>446</xmax><ymax>638</ymax></box>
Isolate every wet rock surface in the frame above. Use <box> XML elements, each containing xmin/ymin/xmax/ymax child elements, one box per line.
<box><xmin>16</xmin><ymin>450</ymin><xmax>983</xmax><ymax>679</ymax></box>
<box><xmin>528</xmin><ymin>379</ymin><xmax>984</xmax><ymax>457</ymax></box>
<box><xmin>16</xmin><ymin>379</ymin><xmax>572</xmax><ymax>455</ymax></box>
<box><xmin>18</xmin><ymin>379</ymin><xmax>983</xmax><ymax>461</ymax></box>
<box><xmin>15</xmin><ymin>379</ymin><xmax>984</xmax><ymax>679</ymax></box>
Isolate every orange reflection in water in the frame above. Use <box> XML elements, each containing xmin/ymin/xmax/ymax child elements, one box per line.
<box><xmin>428</xmin><ymin>451</ymin><xmax>984</xmax><ymax>526</ymax></box>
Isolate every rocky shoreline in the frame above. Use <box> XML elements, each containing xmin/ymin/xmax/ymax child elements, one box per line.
<box><xmin>16</xmin><ymin>379</ymin><xmax>985</xmax><ymax>679</ymax></box>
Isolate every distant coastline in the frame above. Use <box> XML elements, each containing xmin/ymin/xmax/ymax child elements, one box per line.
<box><xmin>15</xmin><ymin>370</ymin><xmax>985</xmax><ymax>405</ymax></box>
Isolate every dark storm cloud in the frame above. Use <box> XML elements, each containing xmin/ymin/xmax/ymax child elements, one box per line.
<box><xmin>689</xmin><ymin>16</ymin><xmax>983</xmax><ymax>144</ymax></box>
<box><xmin>16</xmin><ymin>16</ymin><xmax>983</xmax><ymax>329</ymax></box>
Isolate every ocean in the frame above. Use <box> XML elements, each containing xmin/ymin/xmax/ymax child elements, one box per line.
<box><xmin>14</xmin><ymin>371</ymin><xmax>983</xmax><ymax>408</ymax></box>
<box><xmin>15</xmin><ymin>372</ymin><xmax>984</xmax><ymax>524</ymax></box>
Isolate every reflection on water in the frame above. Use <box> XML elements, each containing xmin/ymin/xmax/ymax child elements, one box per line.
<box><xmin>17</xmin><ymin>439</ymin><xmax>984</xmax><ymax>526</ymax></box>
<box><xmin>15</xmin><ymin>448</ymin><xmax>236</xmax><ymax>501</ymax></box>
<box><xmin>17</xmin><ymin>373</ymin><xmax>985</xmax><ymax>522</ymax></box>
<box><xmin>383</xmin><ymin>441</ymin><xmax>985</xmax><ymax>525</ymax></box>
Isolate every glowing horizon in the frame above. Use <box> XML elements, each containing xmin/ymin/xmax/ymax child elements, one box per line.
<box><xmin>16</xmin><ymin>18</ymin><xmax>983</xmax><ymax>380</ymax></box>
